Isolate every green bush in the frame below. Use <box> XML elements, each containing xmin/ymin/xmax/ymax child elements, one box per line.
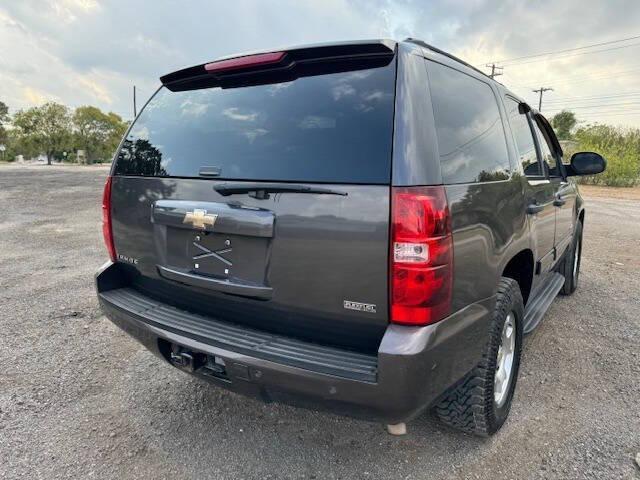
<box><xmin>571</xmin><ymin>125</ymin><xmax>640</xmax><ymax>187</ymax></box>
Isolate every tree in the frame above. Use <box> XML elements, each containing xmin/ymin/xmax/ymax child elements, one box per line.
<box><xmin>551</xmin><ymin>110</ymin><xmax>577</xmax><ymax>140</ymax></box>
<box><xmin>116</xmin><ymin>138</ymin><xmax>166</xmax><ymax>176</ymax></box>
<box><xmin>0</xmin><ymin>100</ymin><xmax>8</xmax><ymax>126</ymax></box>
<box><xmin>12</xmin><ymin>102</ymin><xmax>72</xmax><ymax>164</ymax></box>
<box><xmin>0</xmin><ymin>100</ymin><xmax>8</xmax><ymax>146</ymax></box>
<box><xmin>73</xmin><ymin>106</ymin><xmax>127</xmax><ymax>163</ymax></box>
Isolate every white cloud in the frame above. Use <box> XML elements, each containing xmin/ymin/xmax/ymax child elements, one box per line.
<box><xmin>51</xmin><ymin>0</ymin><xmax>101</xmax><ymax>23</ymax></box>
<box><xmin>1</xmin><ymin>1</ymin><xmax>640</xmax><ymax>127</ymax></box>
<box><xmin>77</xmin><ymin>75</ymin><xmax>112</xmax><ymax>104</ymax></box>
<box><xmin>22</xmin><ymin>86</ymin><xmax>59</xmax><ymax>105</ymax></box>
<box><xmin>267</xmin><ymin>82</ymin><xmax>293</xmax><ymax>96</ymax></box>
<box><xmin>332</xmin><ymin>83</ymin><xmax>356</xmax><ymax>100</ymax></box>
<box><xmin>243</xmin><ymin>128</ymin><xmax>268</xmax><ymax>143</ymax></box>
<box><xmin>299</xmin><ymin>115</ymin><xmax>336</xmax><ymax>129</ymax></box>
<box><xmin>180</xmin><ymin>99</ymin><xmax>208</xmax><ymax>117</ymax></box>
<box><xmin>223</xmin><ymin>107</ymin><xmax>258</xmax><ymax>122</ymax></box>
<box><xmin>362</xmin><ymin>91</ymin><xmax>386</xmax><ymax>102</ymax></box>
<box><xmin>131</xmin><ymin>125</ymin><xmax>149</xmax><ymax>140</ymax></box>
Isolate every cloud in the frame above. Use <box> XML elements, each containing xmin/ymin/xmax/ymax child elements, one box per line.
<box><xmin>332</xmin><ymin>83</ymin><xmax>356</xmax><ymax>100</ymax></box>
<box><xmin>268</xmin><ymin>82</ymin><xmax>293</xmax><ymax>96</ymax></box>
<box><xmin>362</xmin><ymin>91</ymin><xmax>386</xmax><ymax>102</ymax></box>
<box><xmin>223</xmin><ymin>107</ymin><xmax>258</xmax><ymax>122</ymax></box>
<box><xmin>243</xmin><ymin>128</ymin><xmax>268</xmax><ymax>143</ymax></box>
<box><xmin>22</xmin><ymin>86</ymin><xmax>58</xmax><ymax>105</ymax></box>
<box><xmin>77</xmin><ymin>75</ymin><xmax>112</xmax><ymax>104</ymax></box>
<box><xmin>1</xmin><ymin>0</ymin><xmax>640</xmax><ymax>127</ymax></box>
<box><xmin>299</xmin><ymin>115</ymin><xmax>336</xmax><ymax>129</ymax></box>
<box><xmin>180</xmin><ymin>99</ymin><xmax>208</xmax><ymax>117</ymax></box>
<box><xmin>51</xmin><ymin>0</ymin><xmax>101</xmax><ymax>23</ymax></box>
<box><xmin>130</xmin><ymin>125</ymin><xmax>149</xmax><ymax>140</ymax></box>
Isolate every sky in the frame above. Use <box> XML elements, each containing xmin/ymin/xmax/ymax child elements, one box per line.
<box><xmin>2</xmin><ymin>0</ymin><xmax>640</xmax><ymax>127</ymax></box>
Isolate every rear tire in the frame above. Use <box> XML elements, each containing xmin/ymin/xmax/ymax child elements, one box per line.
<box><xmin>559</xmin><ymin>220</ymin><xmax>583</xmax><ymax>295</ymax></box>
<box><xmin>434</xmin><ymin>277</ymin><xmax>524</xmax><ymax>436</ymax></box>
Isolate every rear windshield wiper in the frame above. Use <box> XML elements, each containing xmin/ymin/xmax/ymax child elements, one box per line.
<box><xmin>214</xmin><ymin>182</ymin><xmax>347</xmax><ymax>199</ymax></box>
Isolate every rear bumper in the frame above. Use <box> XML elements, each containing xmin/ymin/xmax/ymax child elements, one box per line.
<box><xmin>96</xmin><ymin>261</ymin><xmax>493</xmax><ymax>423</ymax></box>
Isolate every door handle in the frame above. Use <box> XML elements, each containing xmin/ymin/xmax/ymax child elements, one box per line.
<box><xmin>527</xmin><ymin>203</ymin><xmax>545</xmax><ymax>215</ymax></box>
<box><xmin>553</xmin><ymin>196</ymin><xmax>566</xmax><ymax>207</ymax></box>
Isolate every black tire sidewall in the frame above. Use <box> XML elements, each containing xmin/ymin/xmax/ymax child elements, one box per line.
<box><xmin>572</xmin><ymin>221</ymin><xmax>583</xmax><ymax>288</ymax></box>
<box><xmin>433</xmin><ymin>277</ymin><xmax>525</xmax><ymax>436</ymax></box>
<box><xmin>489</xmin><ymin>279</ymin><xmax>525</xmax><ymax>431</ymax></box>
<box><xmin>561</xmin><ymin>220</ymin><xmax>583</xmax><ymax>295</ymax></box>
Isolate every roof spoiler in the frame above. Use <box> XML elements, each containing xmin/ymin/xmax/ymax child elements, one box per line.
<box><xmin>160</xmin><ymin>39</ymin><xmax>396</xmax><ymax>92</ymax></box>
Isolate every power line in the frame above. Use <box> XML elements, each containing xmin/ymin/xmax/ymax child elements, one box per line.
<box><xmin>580</xmin><ymin>113</ymin><xmax>640</xmax><ymax>117</ymax></box>
<box><xmin>546</xmin><ymin>109</ymin><xmax>640</xmax><ymax>116</ymax></box>
<box><xmin>572</xmin><ymin>113</ymin><xmax>640</xmax><ymax>116</ymax></box>
<box><xmin>543</xmin><ymin>91</ymin><xmax>640</xmax><ymax>103</ymax></box>
<box><xmin>481</xmin><ymin>33</ymin><xmax>640</xmax><ymax>65</ymax></box>
<box><xmin>499</xmin><ymin>42</ymin><xmax>640</xmax><ymax>67</ymax></box>
<box><xmin>545</xmin><ymin>101</ymin><xmax>640</xmax><ymax>110</ymax></box>
<box><xmin>518</xmin><ymin>65</ymin><xmax>640</xmax><ymax>85</ymax></box>
<box><xmin>540</xmin><ymin>67</ymin><xmax>640</xmax><ymax>86</ymax></box>
<box><xmin>502</xmin><ymin>66</ymin><xmax>640</xmax><ymax>91</ymax></box>
<box><xmin>543</xmin><ymin>102</ymin><xmax>640</xmax><ymax>109</ymax></box>
<box><xmin>550</xmin><ymin>98</ymin><xmax>640</xmax><ymax>108</ymax></box>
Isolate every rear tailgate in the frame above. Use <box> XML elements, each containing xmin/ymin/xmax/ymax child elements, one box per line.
<box><xmin>110</xmin><ymin>43</ymin><xmax>396</xmax><ymax>352</ymax></box>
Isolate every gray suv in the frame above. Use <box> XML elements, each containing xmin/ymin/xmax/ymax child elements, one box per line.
<box><xmin>96</xmin><ymin>39</ymin><xmax>605</xmax><ymax>436</ymax></box>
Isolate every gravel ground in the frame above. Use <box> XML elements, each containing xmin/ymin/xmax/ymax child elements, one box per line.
<box><xmin>1</xmin><ymin>165</ymin><xmax>638</xmax><ymax>480</ymax></box>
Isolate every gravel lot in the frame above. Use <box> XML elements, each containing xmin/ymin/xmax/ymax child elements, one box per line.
<box><xmin>1</xmin><ymin>165</ymin><xmax>638</xmax><ymax>479</ymax></box>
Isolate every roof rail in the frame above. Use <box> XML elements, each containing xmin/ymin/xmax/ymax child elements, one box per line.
<box><xmin>404</xmin><ymin>38</ymin><xmax>491</xmax><ymax>80</ymax></box>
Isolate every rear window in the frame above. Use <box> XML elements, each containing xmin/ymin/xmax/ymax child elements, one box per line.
<box><xmin>114</xmin><ymin>61</ymin><xmax>397</xmax><ymax>184</ymax></box>
<box><xmin>427</xmin><ymin>61</ymin><xmax>511</xmax><ymax>184</ymax></box>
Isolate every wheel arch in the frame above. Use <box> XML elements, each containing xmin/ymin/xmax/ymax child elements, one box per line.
<box><xmin>501</xmin><ymin>249</ymin><xmax>535</xmax><ymax>306</ymax></box>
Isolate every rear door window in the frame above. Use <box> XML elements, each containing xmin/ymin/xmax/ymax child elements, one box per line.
<box><xmin>505</xmin><ymin>98</ymin><xmax>543</xmax><ymax>177</ymax></box>
<box><xmin>114</xmin><ymin>61</ymin><xmax>397</xmax><ymax>184</ymax></box>
<box><xmin>427</xmin><ymin>61</ymin><xmax>511</xmax><ymax>184</ymax></box>
<box><xmin>532</xmin><ymin>118</ymin><xmax>562</xmax><ymax>177</ymax></box>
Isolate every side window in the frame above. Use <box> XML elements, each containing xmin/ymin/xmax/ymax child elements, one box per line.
<box><xmin>532</xmin><ymin>119</ymin><xmax>562</xmax><ymax>177</ymax></box>
<box><xmin>505</xmin><ymin>98</ymin><xmax>542</xmax><ymax>177</ymax></box>
<box><xmin>428</xmin><ymin>61</ymin><xmax>511</xmax><ymax>184</ymax></box>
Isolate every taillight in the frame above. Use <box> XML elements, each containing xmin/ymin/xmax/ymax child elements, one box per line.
<box><xmin>390</xmin><ymin>186</ymin><xmax>452</xmax><ymax>326</ymax></box>
<box><xmin>102</xmin><ymin>176</ymin><xmax>116</xmax><ymax>262</ymax></box>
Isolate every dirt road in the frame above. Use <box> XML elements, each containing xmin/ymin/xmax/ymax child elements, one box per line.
<box><xmin>1</xmin><ymin>165</ymin><xmax>638</xmax><ymax>479</ymax></box>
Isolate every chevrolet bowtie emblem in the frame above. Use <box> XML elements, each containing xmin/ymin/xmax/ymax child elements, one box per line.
<box><xmin>183</xmin><ymin>209</ymin><xmax>218</xmax><ymax>230</ymax></box>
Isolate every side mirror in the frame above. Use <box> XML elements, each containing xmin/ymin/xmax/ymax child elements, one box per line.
<box><xmin>567</xmin><ymin>152</ymin><xmax>606</xmax><ymax>176</ymax></box>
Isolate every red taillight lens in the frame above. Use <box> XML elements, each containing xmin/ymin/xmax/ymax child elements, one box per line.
<box><xmin>390</xmin><ymin>186</ymin><xmax>452</xmax><ymax>326</ymax></box>
<box><xmin>102</xmin><ymin>176</ymin><xmax>116</xmax><ymax>262</ymax></box>
<box><xmin>205</xmin><ymin>51</ymin><xmax>286</xmax><ymax>74</ymax></box>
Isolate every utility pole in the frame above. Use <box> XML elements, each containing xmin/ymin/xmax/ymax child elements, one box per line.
<box><xmin>133</xmin><ymin>85</ymin><xmax>137</xmax><ymax>118</ymax></box>
<box><xmin>532</xmin><ymin>87</ymin><xmax>553</xmax><ymax>111</ymax></box>
<box><xmin>486</xmin><ymin>63</ymin><xmax>503</xmax><ymax>79</ymax></box>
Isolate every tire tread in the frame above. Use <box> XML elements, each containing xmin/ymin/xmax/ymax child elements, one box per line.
<box><xmin>434</xmin><ymin>278</ymin><xmax>523</xmax><ymax>436</ymax></box>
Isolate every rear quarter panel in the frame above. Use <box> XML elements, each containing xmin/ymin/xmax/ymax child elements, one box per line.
<box><xmin>392</xmin><ymin>50</ymin><xmax>534</xmax><ymax>311</ymax></box>
<box><xmin>446</xmin><ymin>178</ymin><xmax>529</xmax><ymax>311</ymax></box>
